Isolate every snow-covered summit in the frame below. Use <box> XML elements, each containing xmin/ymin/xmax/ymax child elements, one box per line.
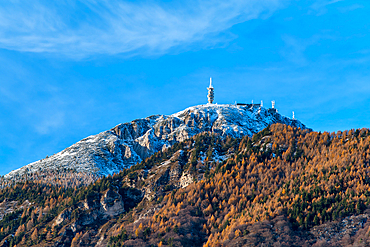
<box><xmin>4</xmin><ymin>104</ymin><xmax>307</xmax><ymax>180</ymax></box>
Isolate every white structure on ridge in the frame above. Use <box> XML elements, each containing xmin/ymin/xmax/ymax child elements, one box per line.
<box><xmin>292</xmin><ymin>111</ymin><xmax>295</xmax><ymax>119</ymax></box>
<box><xmin>271</xmin><ymin>101</ymin><xmax>275</xmax><ymax>109</ymax></box>
<box><xmin>207</xmin><ymin>77</ymin><xmax>214</xmax><ymax>104</ymax></box>
<box><xmin>261</xmin><ymin>100</ymin><xmax>263</xmax><ymax>107</ymax></box>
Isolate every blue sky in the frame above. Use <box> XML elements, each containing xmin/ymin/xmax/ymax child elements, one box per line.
<box><xmin>1</xmin><ymin>0</ymin><xmax>370</xmax><ymax>175</ymax></box>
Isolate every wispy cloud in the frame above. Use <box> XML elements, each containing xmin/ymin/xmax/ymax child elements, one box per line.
<box><xmin>0</xmin><ymin>0</ymin><xmax>284</xmax><ymax>58</ymax></box>
<box><xmin>280</xmin><ymin>33</ymin><xmax>336</xmax><ymax>66</ymax></box>
<box><xmin>309</xmin><ymin>0</ymin><xmax>344</xmax><ymax>15</ymax></box>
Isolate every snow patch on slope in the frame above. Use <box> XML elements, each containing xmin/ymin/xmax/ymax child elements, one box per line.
<box><xmin>4</xmin><ymin>104</ymin><xmax>307</xmax><ymax>180</ymax></box>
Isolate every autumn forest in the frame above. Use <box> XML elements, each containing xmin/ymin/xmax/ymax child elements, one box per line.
<box><xmin>2</xmin><ymin>124</ymin><xmax>370</xmax><ymax>246</ymax></box>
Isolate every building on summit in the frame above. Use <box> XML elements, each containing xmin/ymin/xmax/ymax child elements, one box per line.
<box><xmin>206</xmin><ymin>80</ymin><xmax>290</xmax><ymax>117</ymax></box>
<box><xmin>207</xmin><ymin>78</ymin><xmax>214</xmax><ymax>104</ymax></box>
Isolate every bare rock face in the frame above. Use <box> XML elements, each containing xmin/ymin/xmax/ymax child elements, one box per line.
<box><xmin>140</xmin><ymin>149</ymin><xmax>188</xmax><ymax>199</ymax></box>
<box><xmin>0</xmin><ymin>199</ymin><xmax>31</xmax><ymax>221</ymax></box>
<box><xmin>309</xmin><ymin>214</ymin><xmax>370</xmax><ymax>245</ymax></box>
<box><xmin>54</xmin><ymin>209</ymin><xmax>71</xmax><ymax>226</ymax></box>
<box><xmin>180</xmin><ymin>172</ymin><xmax>194</xmax><ymax>188</ymax></box>
<box><xmin>49</xmin><ymin>188</ymin><xmax>127</xmax><ymax>245</ymax></box>
<box><xmin>100</xmin><ymin>189</ymin><xmax>125</xmax><ymax>217</ymax></box>
<box><xmin>4</xmin><ymin>104</ymin><xmax>308</xmax><ymax>181</ymax></box>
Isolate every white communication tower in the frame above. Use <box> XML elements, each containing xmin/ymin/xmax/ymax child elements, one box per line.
<box><xmin>261</xmin><ymin>100</ymin><xmax>263</xmax><ymax>107</ymax></box>
<box><xmin>271</xmin><ymin>101</ymin><xmax>275</xmax><ymax>109</ymax></box>
<box><xmin>292</xmin><ymin>111</ymin><xmax>295</xmax><ymax>119</ymax></box>
<box><xmin>207</xmin><ymin>78</ymin><xmax>214</xmax><ymax>104</ymax></box>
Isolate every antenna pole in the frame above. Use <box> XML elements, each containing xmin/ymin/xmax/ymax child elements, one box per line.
<box><xmin>207</xmin><ymin>77</ymin><xmax>214</xmax><ymax>104</ymax></box>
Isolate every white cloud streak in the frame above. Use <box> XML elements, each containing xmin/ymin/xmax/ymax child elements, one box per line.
<box><xmin>0</xmin><ymin>0</ymin><xmax>283</xmax><ymax>58</ymax></box>
<box><xmin>309</xmin><ymin>0</ymin><xmax>344</xmax><ymax>15</ymax></box>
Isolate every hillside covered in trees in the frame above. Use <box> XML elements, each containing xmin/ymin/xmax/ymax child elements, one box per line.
<box><xmin>2</xmin><ymin>124</ymin><xmax>370</xmax><ymax>246</ymax></box>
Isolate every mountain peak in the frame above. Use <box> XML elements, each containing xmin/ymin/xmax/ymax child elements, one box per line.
<box><xmin>2</xmin><ymin>103</ymin><xmax>307</xmax><ymax>183</ymax></box>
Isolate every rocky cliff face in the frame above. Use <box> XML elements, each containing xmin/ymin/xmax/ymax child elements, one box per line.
<box><xmin>4</xmin><ymin>104</ymin><xmax>307</xmax><ymax>180</ymax></box>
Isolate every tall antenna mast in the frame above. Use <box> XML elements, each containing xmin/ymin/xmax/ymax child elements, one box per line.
<box><xmin>261</xmin><ymin>100</ymin><xmax>263</xmax><ymax>107</ymax></box>
<box><xmin>292</xmin><ymin>111</ymin><xmax>295</xmax><ymax>119</ymax></box>
<box><xmin>271</xmin><ymin>101</ymin><xmax>275</xmax><ymax>109</ymax></box>
<box><xmin>207</xmin><ymin>77</ymin><xmax>214</xmax><ymax>104</ymax></box>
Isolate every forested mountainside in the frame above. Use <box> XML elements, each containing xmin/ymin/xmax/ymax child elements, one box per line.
<box><xmin>2</xmin><ymin>124</ymin><xmax>370</xmax><ymax>246</ymax></box>
<box><xmin>1</xmin><ymin>104</ymin><xmax>305</xmax><ymax>188</ymax></box>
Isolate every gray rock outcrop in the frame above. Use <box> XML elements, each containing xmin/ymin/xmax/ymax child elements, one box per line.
<box><xmin>4</xmin><ymin>104</ymin><xmax>307</xmax><ymax>180</ymax></box>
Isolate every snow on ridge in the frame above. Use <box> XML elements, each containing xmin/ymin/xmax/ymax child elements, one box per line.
<box><xmin>3</xmin><ymin>104</ymin><xmax>307</xmax><ymax>181</ymax></box>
